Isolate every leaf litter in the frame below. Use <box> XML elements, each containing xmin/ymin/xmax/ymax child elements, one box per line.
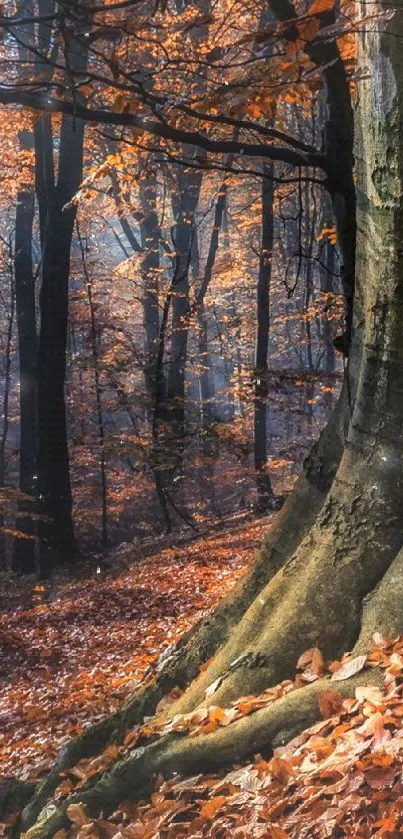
<box><xmin>5</xmin><ymin>527</ymin><xmax>403</xmax><ymax>836</ymax></box>
<box><xmin>46</xmin><ymin>635</ymin><xmax>403</xmax><ymax>839</ymax></box>
<box><xmin>1</xmin><ymin>518</ymin><xmax>268</xmax><ymax>781</ymax></box>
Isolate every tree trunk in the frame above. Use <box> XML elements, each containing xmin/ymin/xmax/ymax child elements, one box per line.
<box><xmin>254</xmin><ymin>166</ymin><xmax>275</xmax><ymax>511</ymax></box>
<box><xmin>196</xmin><ymin>175</ymin><xmax>229</xmax><ymax>421</ymax></box>
<box><xmin>36</xmin><ymin>113</ymin><xmax>84</xmax><ymax>571</ymax></box>
<box><xmin>0</xmin><ymin>237</ymin><xmax>15</xmax><ymax>567</ymax></box>
<box><xmin>139</xmin><ymin>170</ymin><xmax>160</xmax><ymax>403</ymax></box>
<box><xmin>35</xmin><ymin>11</ymin><xmax>89</xmax><ymax>571</ymax></box>
<box><xmin>167</xmin><ymin>161</ymin><xmax>203</xmax><ymax>440</ymax></box>
<box><xmin>12</xmin><ymin>2</ymin><xmax>38</xmax><ymax>573</ymax></box>
<box><xmin>78</xmin><ymin>228</ymin><xmax>109</xmax><ymax>551</ymax></box>
<box><xmin>320</xmin><ymin>240</ymin><xmax>336</xmax><ymax>376</ymax></box>
<box><xmin>12</xmin><ymin>130</ymin><xmax>37</xmax><ymax>574</ymax></box>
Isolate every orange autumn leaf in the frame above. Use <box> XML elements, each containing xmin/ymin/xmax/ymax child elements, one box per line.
<box><xmin>199</xmin><ymin>795</ymin><xmax>227</xmax><ymax>819</ymax></box>
<box><xmin>318</xmin><ymin>689</ymin><xmax>344</xmax><ymax>718</ymax></box>
<box><xmin>308</xmin><ymin>0</ymin><xmax>335</xmax><ymax>14</ymax></box>
<box><xmin>66</xmin><ymin>804</ymin><xmax>91</xmax><ymax>827</ymax></box>
<box><xmin>269</xmin><ymin>756</ymin><xmax>293</xmax><ymax>784</ymax></box>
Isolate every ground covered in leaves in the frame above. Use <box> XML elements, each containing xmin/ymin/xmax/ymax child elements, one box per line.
<box><xmin>0</xmin><ymin>517</ymin><xmax>270</xmax><ymax>782</ymax></box>
<box><xmin>5</xmin><ymin>519</ymin><xmax>403</xmax><ymax>838</ymax></box>
<box><xmin>47</xmin><ymin>638</ymin><xmax>403</xmax><ymax>839</ymax></box>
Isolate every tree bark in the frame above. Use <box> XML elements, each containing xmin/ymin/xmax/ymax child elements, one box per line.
<box><xmin>139</xmin><ymin>170</ymin><xmax>161</xmax><ymax>402</ymax></box>
<box><xmin>254</xmin><ymin>166</ymin><xmax>275</xmax><ymax>511</ymax></box>
<box><xmin>12</xmin><ymin>131</ymin><xmax>37</xmax><ymax>574</ymax></box>
<box><xmin>167</xmin><ymin>161</ymin><xmax>204</xmax><ymax>440</ymax></box>
<box><xmin>34</xmin><ymin>7</ymin><xmax>89</xmax><ymax>571</ymax></box>
<box><xmin>0</xmin><ymin>237</ymin><xmax>15</xmax><ymax>567</ymax></box>
<box><xmin>36</xmin><ymin>113</ymin><xmax>84</xmax><ymax>571</ymax></box>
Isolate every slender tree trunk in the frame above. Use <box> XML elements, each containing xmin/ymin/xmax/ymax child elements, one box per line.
<box><xmin>35</xmin><ymin>13</ymin><xmax>89</xmax><ymax>571</ymax></box>
<box><xmin>192</xmin><ymin>178</ymin><xmax>228</xmax><ymax>515</ymax></box>
<box><xmin>167</xmin><ymin>161</ymin><xmax>204</xmax><ymax>440</ymax></box>
<box><xmin>0</xmin><ymin>238</ymin><xmax>15</xmax><ymax>567</ymax></box>
<box><xmin>303</xmin><ymin>178</ymin><xmax>317</xmax><ymax>425</ymax></box>
<box><xmin>254</xmin><ymin>167</ymin><xmax>275</xmax><ymax>511</ymax></box>
<box><xmin>321</xmin><ymin>240</ymin><xmax>337</xmax><ymax>375</ymax></box>
<box><xmin>12</xmin><ymin>130</ymin><xmax>37</xmax><ymax>574</ymax></box>
<box><xmin>195</xmin><ymin>177</ymin><xmax>229</xmax><ymax>422</ymax></box>
<box><xmin>140</xmin><ymin>171</ymin><xmax>160</xmax><ymax>403</ymax></box>
<box><xmin>77</xmin><ymin>226</ymin><xmax>108</xmax><ymax>550</ymax></box>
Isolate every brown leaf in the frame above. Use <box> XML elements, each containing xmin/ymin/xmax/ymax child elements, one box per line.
<box><xmin>297</xmin><ymin>647</ymin><xmax>320</xmax><ymax>670</ymax></box>
<box><xmin>77</xmin><ymin>825</ymin><xmax>99</xmax><ymax>839</ymax></box>
<box><xmin>199</xmin><ymin>795</ymin><xmax>226</xmax><ymax>819</ymax></box>
<box><xmin>318</xmin><ymin>689</ymin><xmax>344</xmax><ymax>718</ymax></box>
<box><xmin>269</xmin><ymin>756</ymin><xmax>292</xmax><ymax>784</ymax></box>
<box><xmin>156</xmin><ymin>687</ymin><xmax>183</xmax><ymax>715</ymax></box>
<box><xmin>95</xmin><ymin>821</ymin><xmax>121</xmax><ymax>838</ymax></box>
<box><xmin>25</xmin><ymin>706</ymin><xmax>46</xmax><ymax>722</ymax></box>
<box><xmin>364</xmin><ymin>764</ymin><xmax>397</xmax><ymax>789</ymax></box>
<box><xmin>355</xmin><ymin>685</ymin><xmax>383</xmax><ymax>704</ymax></box>
<box><xmin>267</xmin><ymin>828</ymin><xmax>288</xmax><ymax>839</ymax></box>
<box><xmin>331</xmin><ymin>655</ymin><xmax>367</xmax><ymax>681</ymax></box>
<box><xmin>66</xmin><ymin>803</ymin><xmax>91</xmax><ymax>826</ymax></box>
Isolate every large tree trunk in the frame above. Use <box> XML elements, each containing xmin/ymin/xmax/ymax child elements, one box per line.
<box><xmin>35</xmin><ymin>9</ymin><xmax>89</xmax><ymax>571</ymax></box>
<box><xmin>16</xmin><ymin>382</ymin><xmax>347</xmax><ymax>832</ymax></box>
<box><xmin>36</xmin><ymin>112</ymin><xmax>84</xmax><ymax>571</ymax></box>
<box><xmin>7</xmin><ymin>3</ymin><xmax>403</xmax><ymax>836</ymax></box>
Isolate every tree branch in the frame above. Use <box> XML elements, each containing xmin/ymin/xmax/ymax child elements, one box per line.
<box><xmin>0</xmin><ymin>89</ymin><xmax>327</xmax><ymax>171</ymax></box>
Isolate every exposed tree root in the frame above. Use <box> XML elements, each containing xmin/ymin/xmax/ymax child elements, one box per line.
<box><xmin>353</xmin><ymin>545</ymin><xmax>403</xmax><ymax>653</ymax></box>
<box><xmin>16</xmin><ymin>390</ymin><xmax>347</xmax><ymax>832</ymax></box>
<box><xmin>22</xmin><ymin>538</ymin><xmax>403</xmax><ymax>839</ymax></box>
<box><xmin>21</xmin><ymin>664</ymin><xmax>384</xmax><ymax>839</ymax></box>
<box><xmin>169</xmin><ymin>449</ymin><xmax>403</xmax><ymax>716</ymax></box>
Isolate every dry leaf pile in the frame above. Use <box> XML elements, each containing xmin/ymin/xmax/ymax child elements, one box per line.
<box><xmin>51</xmin><ymin>636</ymin><xmax>403</xmax><ymax>839</ymax></box>
<box><xmin>1</xmin><ymin>519</ymin><xmax>269</xmax><ymax>781</ymax></box>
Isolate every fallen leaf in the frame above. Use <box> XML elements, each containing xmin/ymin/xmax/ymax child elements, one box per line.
<box><xmin>331</xmin><ymin>655</ymin><xmax>367</xmax><ymax>681</ymax></box>
<box><xmin>66</xmin><ymin>803</ymin><xmax>91</xmax><ymax>826</ymax></box>
<box><xmin>364</xmin><ymin>764</ymin><xmax>397</xmax><ymax>789</ymax></box>
<box><xmin>199</xmin><ymin>795</ymin><xmax>226</xmax><ymax>819</ymax></box>
<box><xmin>205</xmin><ymin>676</ymin><xmax>223</xmax><ymax>698</ymax></box>
<box><xmin>318</xmin><ymin>690</ymin><xmax>344</xmax><ymax>718</ymax></box>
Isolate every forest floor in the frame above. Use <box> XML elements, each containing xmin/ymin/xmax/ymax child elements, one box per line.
<box><xmin>3</xmin><ymin>515</ymin><xmax>403</xmax><ymax>838</ymax></box>
<box><xmin>0</xmin><ymin>514</ymin><xmax>271</xmax><ymax>782</ymax></box>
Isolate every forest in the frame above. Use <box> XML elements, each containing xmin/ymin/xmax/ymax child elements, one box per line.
<box><xmin>2</xmin><ymin>0</ymin><xmax>403</xmax><ymax>835</ymax></box>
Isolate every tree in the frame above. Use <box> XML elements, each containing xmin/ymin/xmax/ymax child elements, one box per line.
<box><xmin>254</xmin><ymin>165</ymin><xmax>275</xmax><ymax>511</ymax></box>
<box><xmin>0</xmin><ymin>234</ymin><xmax>15</xmax><ymax>567</ymax></box>
<box><xmin>3</xmin><ymin>0</ymin><xmax>403</xmax><ymax>831</ymax></box>
<box><xmin>12</xmin><ymin>0</ymin><xmax>37</xmax><ymax>573</ymax></box>
<box><xmin>34</xmin><ymin>1</ymin><xmax>90</xmax><ymax>570</ymax></box>
<box><xmin>12</xmin><ymin>126</ymin><xmax>37</xmax><ymax>574</ymax></box>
